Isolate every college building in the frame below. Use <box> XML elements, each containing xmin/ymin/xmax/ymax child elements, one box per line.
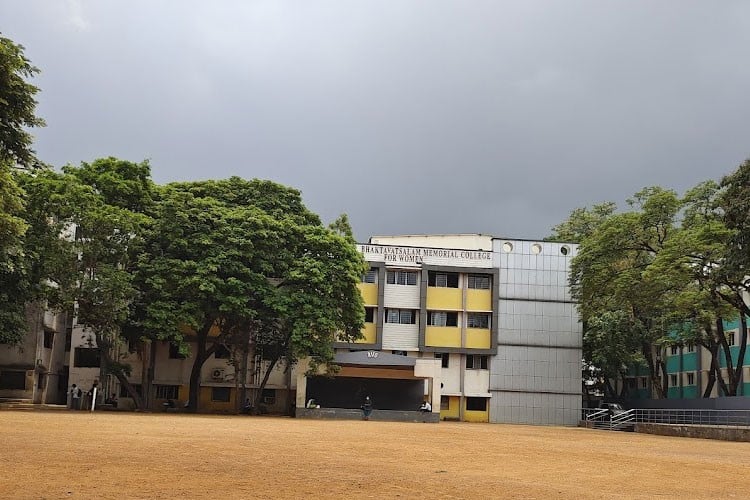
<box><xmin>1</xmin><ymin>234</ymin><xmax>583</xmax><ymax>426</ymax></box>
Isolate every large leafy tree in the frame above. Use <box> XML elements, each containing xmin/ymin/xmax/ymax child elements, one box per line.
<box><xmin>249</xmin><ymin>218</ymin><xmax>367</xmax><ymax>410</ymax></box>
<box><xmin>63</xmin><ymin>159</ymin><xmax>154</xmax><ymax>408</ymax></box>
<box><xmin>13</xmin><ymin>159</ymin><xmax>154</xmax><ymax>406</ymax></box>
<box><xmin>137</xmin><ymin>178</ymin><xmax>364</xmax><ymax>412</ymax></box>
<box><xmin>567</xmin><ymin>187</ymin><xmax>683</xmax><ymax>398</ymax></box>
<box><xmin>0</xmin><ymin>35</ymin><xmax>45</xmax><ymax>168</ymax></box>
<box><xmin>0</xmin><ymin>33</ymin><xmax>45</xmax><ymax>343</ymax></box>
<box><xmin>0</xmin><ymin>160</ymin><xmax>29</xmax><ymax>343</ymax></box>
<box><xmin>646</xmin><ymin>181</ymin><xmax>744</xmax><ymax>396</ymax></box>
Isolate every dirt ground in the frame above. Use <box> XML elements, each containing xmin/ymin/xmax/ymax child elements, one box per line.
<box><xmin>1</xmin><ymin>411</ymin><xmax>749</xmax><ymax>499</ymax></box>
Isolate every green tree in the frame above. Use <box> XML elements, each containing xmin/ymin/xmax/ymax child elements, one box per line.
<box><xmin>249</xmin><ymin>222</ymin><xmax>367</xmax><ymax>410</ymax></box>
<box><xmin>646</xmin><ymin>180</ymin><xmax>746</xmax><ymax>396</ymax></box>
<box><xmin>0</xmin><ymin>33</ymin><xmax>45</xmax><ymax>343</ymax></box>
<box><xmin>569</xmin><ymin>187</ymin><xmax>683</xmax><ymax>398</ymax></box>
<box><xmin>0</xmin><ymin>35</ymin><xmax>45</xmax><ymax>168</ymax></box>
<box><xmin>0</xmin><ymin>161</ymin><xmax>29</xmax><ymax>343</ymax></box>
<box><xmin>547</xmin><ymin>202</ymin><xmax>616</xmax><ymax>243</ymax></box>
<box><xmin>137</xmin><ymin>178</ymin><xmax>364</xmax><ymax>412</ymax></box>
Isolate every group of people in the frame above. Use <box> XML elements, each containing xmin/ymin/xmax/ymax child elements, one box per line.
<box><xmin>69</xmin><ymin>382</ymin><xmax>110</xmax><ymax>410</ymax></box>
<box><xmin>358</xmin><ymin>396</ymin><xmax>432</xmax><ymax>420</ymax></box>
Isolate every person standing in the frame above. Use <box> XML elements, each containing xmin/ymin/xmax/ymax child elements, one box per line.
<box><xmin>361</xmin><ymin>396</ymin><xmax>373</xmax><ymax>421</ymax></box>
<box><xmin>70</xmin><ymin>384</ymin><xmax>80</xmax><ymax>410</ymax></box>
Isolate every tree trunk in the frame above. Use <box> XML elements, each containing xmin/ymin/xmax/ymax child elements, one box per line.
<box><xmin>252</xmin><ymin>356</ymin><xmax>279</xmax><ymax>411</ymax></box>
<box><xmin>602</xmin><ymin>377</ymin><xmax>615</xmax><ymax>398</ymax></box>
<box><xmin>734</xmin><ymin>313</ymin><xmax>748</xmax><ymax>395</ymax></box>
<box><xmin>702</xmin><ymin>343</ymin><xmax>717</xmax><ymax>397</ymax></box>
<box><xmin>187</xmin><ymin>323</ymin><xmax>217</xmax><ymax>412</ymax></box>
<box><xmin>95</xmin><ymin>334</ymin><xmax>144</xmax><ymax>408</ymax></box>
<box><xmin>239</xmin><ymin>338</ymin><xmax>250</xmax><ymax>411</ymax></box>
<box><xmin>642</xmin><ymin>343</ymin><xmax>666</xmax><ymax>398</ymax></box>
<box><xmin>114</xmin><ymin>369</ymin><xmax>145</xmax><ymax>409</ymax></box>
<box><xmin>716</xmin><ymin>317</ymin><xmax>736</xmax><ymax>396</ymax></box>
<box><xmin>143</xmin><ymin>340</ymin><xmax>156</xmax><ymax>410</ymax></box>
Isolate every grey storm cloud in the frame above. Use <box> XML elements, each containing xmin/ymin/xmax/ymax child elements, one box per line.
<box><xmin>3</xmin><ymin>1</ymin><xmax>750</xmax><ymax>240</ymax></box>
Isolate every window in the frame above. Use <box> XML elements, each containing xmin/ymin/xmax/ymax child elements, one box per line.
<box><xmin>155</xmin><ymin>384</ymin><xmax>179</xmax><ymax>399</ymax></box>
<box><xmin>385</xmin><ymin>309</ymin><xmax>416</xmax><ymax>325</ymax></box>
<box><xmin>0</xmin><ymin>371</ymin><xmax>26</xmax><ymax>390</ymax></box>
<box><xmin>687</xmin><ymin>373</ymin><xmax>695</xmax><ymax>386</ymax></box>
<box><xmin>364</xmin><ymin>307</ymin><xmax>375</xmax><ymax>323</ymax></box>
<box><xmin>386</xmin><ymin>270</ymin><xmax>417</xmax><ymax>286</ymax></box>
<box><xmin>435</xmin><ymin>352</ymin><xmax>449</xmax><ymax>368</ymax></box>
<box><xmin>427</xmin><ymin>271</ymin><xmax>458</xmax><ymax>288</ymax></box>
<box><xmin>467</xmin><ymin>274</ymin><xmax>491</xmax><ymax>290</ymax></box>
<box><xmin>169</xmin><ymin>343</ymin><xmax>187</xmax><ymax>359</ymax></box>
<box><xmin>640</xmin><ymin>377</ymin><xmax>647</xmax><ymax>389</ymax></box>
<box><xmin>669</xmin><ymin>374</ymin><xmax>678</xmax><ymax>387</ymax></box>
<box><xmin>466</xmin><ymin>355</ymin><xmax>488</xmax><ymax>370</ymax></box>
<box><xmin>262</xmin><ymin>388</ymin><xmax>276</xmax><ymax>405</ymax></box>
<box><xmin>467</xmin><ymin>313</ymin><xmax>490</xmax><ymax>329</ymax></box>
<box><xmin>428</xmin><ymin>311</ymin><xmax>458</xmax><ymax>327</ymax></box>
<box><xmin>670</xmin><ymin>346</ymin><xmax>678</xmax><ymax>355</ymax></box>
<box><xmin>362</xmin><ymin>268</ymin><xmax>377</xmax><ymax>283</ymax></box>
<box><xmin>74</xmin><ymin>347</ymin><xmax>101</xmax><ymax>368</ymax></box>
<box><xmin>440</xmin><ymin>396</ymin><xmax>450</xmax><ymax>410</ymax></box>
<box><xmin>43</xmin><ymin>330</ymin><xmax>54</xmax><ymax>349</ymax></box>
<box><xmin>211</xmin><ymin>387</ymin><xmax>231</xmax><ymax>402</ymax></box>
<box><xmin>119</xmin><ymin>384</ymin><xmax>142</xmax><ymax>397</ymax></box>
<box><xmin>686</xmin><ymin>343</ymin><xmax>695</xmax><ymax>353</ymax></box>
<box><xmin>727</xmin><ymin>333</ymin><xmax>736</xmax><ymax>346</ymax></box>
<box><xmin>214</xmin><ymin>344</ymin><xmax>231</xmax><ymax>359</ymax></box>
<box><xmin>466</xmin><ymin>397</ymin><xmax>487</xmax><ymax>411</ymax></box>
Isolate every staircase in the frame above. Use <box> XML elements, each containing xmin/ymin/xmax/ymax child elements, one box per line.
<box><xmin>0</xmin><ymin>399</ymin><xmax>68</xmax><ymax>412</ymax></box>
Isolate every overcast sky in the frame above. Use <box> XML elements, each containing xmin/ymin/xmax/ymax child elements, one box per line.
<box><xmin>4</xmin><ymin>1</ymin><xmax>750</xmax><ymax>240</ymax></box>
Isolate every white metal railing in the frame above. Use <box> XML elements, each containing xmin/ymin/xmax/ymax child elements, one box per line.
<box><xmin>582</xmin><ymin>408</ymin><xmax>750</xmax><ymax>429</ymax></box>
<box><xmin>632</xmin><ymin>409</ymin><xmax>750</xmax><ymax>427</ymax></box>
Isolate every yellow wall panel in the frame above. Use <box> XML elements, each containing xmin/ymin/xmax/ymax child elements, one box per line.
<box><xmin>466</xmin><ymin>328</ymin><xmax>491</xmax><ymax>349</ymax></box>
<box><xmin>440</xmin><ymin>396</ymin><xmax>460</xmax><ymax>420</ymax></box>
<box><xmin>357</xmin><ymin>283</ymin><xmax>378</xmax><ymax>306</ymax></box>
<box><xmin>466</xmin><ymin>289</ymin><xmax>492</xmax><ymax>311</ymax></box>
<box><xmin>426</xmin><ymin>287</ymin><xmax>462</xmax><ymax>310</ymax></box>
<box><xmin>425</xmin><ymin>326</ymin><xmax>461</xmax><ymax>348</ymax></box>
<box><xmin>199</xmin><ymin>386</ymin><xmax>235</xmax><ymax>412</ymax></box>
<box><xmin>464</xmin><ymin>409</ymin><xmax>489</xmax><ymax>423</ymax></box>
<box><xmin>354</xmin><ymin>323</ymin><xmax>377</xmax><ymax>344</ymax></box>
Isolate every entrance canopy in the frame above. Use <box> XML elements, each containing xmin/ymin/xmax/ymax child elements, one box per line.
<box><xmin>334</xmin><ymin>351</ymin><xmax>416</xmax><ymax>368</ymax></box>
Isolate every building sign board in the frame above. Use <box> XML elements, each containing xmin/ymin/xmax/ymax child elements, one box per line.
<box><xmin>357</xmin><ymin>244</ymin><xmax>493</xmax><ymax>268</ymax></box>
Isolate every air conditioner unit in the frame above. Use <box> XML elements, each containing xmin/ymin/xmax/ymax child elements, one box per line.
<box><xmin>211</xmin><ymin>368</ymin><xmax>224</xmax><ymax>381</ymax></box>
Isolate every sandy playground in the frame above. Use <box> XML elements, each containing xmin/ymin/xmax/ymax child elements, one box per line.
<box><xmin>1</xmin><ymin>410</ymin><xmax>749</xmax><ymax>499</ymax></box>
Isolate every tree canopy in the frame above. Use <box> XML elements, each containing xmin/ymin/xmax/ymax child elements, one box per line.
<box><xmin>555</xmin><ymin>159</ymin><xmax>750</xmax><ymax>399</ymax></box>
<box><xmin>0</xmin><ymin>35</ymin><xmax>44</xmax><ymax>168</ymax></box>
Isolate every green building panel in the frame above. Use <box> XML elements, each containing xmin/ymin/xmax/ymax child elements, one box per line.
<box><xmin>667</xmin><ymin>387</ymin><xmax>681</xmax><ymax>399</ymax></box>
<box><xmin>666</xmin><ymin>355</ymin><xmax>681</xmax><ymax>373</ymax></box>
<box><xmin>718</xmin><ymin>346</ymin><xmax>748</xmax><ymax>368</ymax></box>
<box><xmin>682</xmin><ymin>386</ymin><xmax>699</xmax><ymax>399</ymax></box>
<box><xmin>681</xmin><ymin>352</ymin><xmax>698</xmax><ymax>371</ymax></box>
<box><xmin>723</xmin><ymin>318</ymin><xmax>740</xmax><ymax>330</ymax></box>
